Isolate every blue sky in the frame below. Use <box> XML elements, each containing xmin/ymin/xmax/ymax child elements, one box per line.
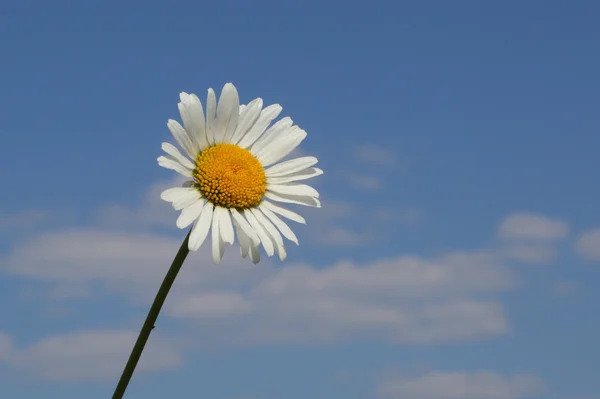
<box><xmin>1</xmin><ymin>0</ymin><xmax>599</xmax><ymax>398</ymax></box>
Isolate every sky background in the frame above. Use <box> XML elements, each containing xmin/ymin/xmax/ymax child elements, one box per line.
<box><xmin>1</xmin><ymin>0</ymin><xmax>599</xmax><ymax>398</ymax></box>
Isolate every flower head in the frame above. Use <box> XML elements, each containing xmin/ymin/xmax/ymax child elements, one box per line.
<box><xmin>158</xmin><ymin>83</ymin><xmax>322</xmax><ymax>264</ymax></box>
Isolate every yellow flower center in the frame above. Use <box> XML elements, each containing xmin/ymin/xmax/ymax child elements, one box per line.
<box><xmin>194</xmin><ymin>143</ymin><xmax>267</xmax><ymax>209</ymax></box>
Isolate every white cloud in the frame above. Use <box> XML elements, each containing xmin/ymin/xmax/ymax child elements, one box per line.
<box><xmin>2</xmin><ymin>229</ymin><xmax>181</xmax><ymax>283</ymax></box>
<box><xmin>498</xmin><ymin>212</ymin><xmax>569</xmax><ymax>241</ymax></box>
<box><xmin>0</xmin><ymin>228</ymin><xmax>267</xmax><ymax>302</ymax></box>
<box><xmin>171</xmin><ymin>295</ymin><xmax>507</xmax><ymax>347</ymax></box>
<box><xmin>575</xmin><ymin>228</ymin><xmax>600</xmax><ymax>261</ymax></box>
<box><xmin>251</xmin><ymin>252</ymin><xmax>513</xmax><ymax>300</ymax></box>
<box><xmin>378</xmin><ymin>370</ymin><xmax>544</xmax><ymax>399</ymax></box>
<box><xmin>0</xmin><ymin>330</ymin><xmax>181</xmax><ymax>381</ymax></box>
<box><xmin>1</xmin><ymin>227</ymin><xmax>516</xmax><ymax>346</ymax></box>
<box><xmin>165</xmin><ymin>251</ymin><xmax>514</xmax><ymax>346</ymax></box>
<box><xmin>498</xmin><ymin>212</ymin><xmax>569</xmax><ymax>266</ymax></box>
<box><xmin>354</xmin><ymin>145</ymin><xmax>398</xmax><ymax>168</ymax></box>
<box><xmin>503</xmin><ymin>244</ymin><xmax>557</xmax><ymax>264</ymax></box>
<box><xmin>347</xmin><ymin>173</ymin><xmax>382</xmax><ymax>190</ymax></box>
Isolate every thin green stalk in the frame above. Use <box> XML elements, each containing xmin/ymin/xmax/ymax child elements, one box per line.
<box><xmin>112</xmin><ymin>229</ymin><xmax>191</xmax><ymax>399</ymax></box>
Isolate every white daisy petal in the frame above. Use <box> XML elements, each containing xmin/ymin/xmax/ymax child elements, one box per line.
<box><xmin>265</xmin><ymin>156</ymin><xmax>319</xmax><ymax>177</ymax></box>
<box><xmin>267</xmin><ymin>183</ymin><xmax>320</xmax><ymax>199</ymax></box>
<box><xmin>250</xmin><ymin>117</ymin><xmax>293</xmax><ymax>156</ymax></box>
<box><xmin>257</xmin><ymin>128</ymin><xmax>308</xmax><ymax>167</ymax></box>
<box><xmin>233</xmin><ymin>219</ymin><xmax>260</xmax><ymax>264</ymax></box>
<box><xmin>219</xmin><ymin>240</ymin><xmax>226</xmax><ymax>261</ymax></box>
<box><xmin>262</xmin><ymin>200</ymin><xmax>306</xmax><ymax>224</ymax></box>
<box><xmin>275</xmin><ymin>243</ymin><xmax>287</xmax><ymax>261</ymax></box>
<box><xmin>231</xmin><ymin>98</ymin><xmax>263</xmax><ymax>145</ymax></box>
<box><xmin>161</xmin><ymin>142</ymin><xmax>195</xmax><ymax>170</ymax></box>
<box><xmin>177</xmin><ymin>103</ymin><xmax>200</xmax><ymax>156</ymax></box>
<box><xmin>267</xmin><ymin>167</ymin><xmax>323</xmax><ymax>184</ymax></box>
<box><xmin>237</xmin><ymin>104</ymin><xmax>282</xmax><ymax>149</ymax></box>
<box><xmin>239</xmin><ymin>104</ymin><xmax>246</xmax><ymax>115</ymax></box>
<box><xmin>211</xmin><ymin>208</ymin><xmax>223</xmax><ymax>264</ymax></box>
<box><xmin>157</xmin><ymin>155</ymin><xmax>193</xmax><ymax>177</ymax></box>
<box><xmin>187</xmin><ymin>94</ymin><xmax>209</xmax><ymax>150</ymax></box>
<box><xmin>248</xmin><ymin>242</ymin><xmax>260</xmax><ymax>264</ymax></box>
<box><xmin>179</xmin><ymin>93</ymin><xmax>208</xmax><ymax>151</ymax></box>
<box><xmin>234</xmin><ymin>221</ymin><xmax>260</xmax><ymax>264</ymax></box>
<box><xmin>234</xmin><ymin>222</ymin><xmax>250</xmax><ymax>258</ymax></box>
<box><xmin>189</xmin><ymin>202</ymin><xmax>213</xmax><ymax>251</ymax></box>
<box><xmin>250</xmin><ymin>208</ymin><xmax>287</xmax><ymax>262</ymax></box>
<box><xmin>173</xmin><ymin>194</ymin><xmax>201</xmax><ymax>211</ymax></box>
<box><xmin>259</xmin><ymin>203</ymin><xmax>299</xmax><ymax>245</ymax></box>
<box><xmin>250</xmin><ymin>208</ymin><xmax>286</xmax><ymax>261</ymax></box>
<box><xmin>230</xmin><ymin>208</ymin><xmax>260</xmax><ymax>246</ymax></box>
<box><xmin>218</xmin><ymin>232</ymin><xmax>226</xmax><ymax>260</ymax></box>
<box><xmin>250</xmin><ymin>208</ymin><xmax>284</xmax><ymax>247</ymax></box>
<box><xmin>206</xmin><ymin>88</ymin><xmax>217</xmax><ymax>146</ymax></box>
<box><xmin>160</xmin><ymin>186</ymin><xmax>195</xmax><ymax>202</ymax></box>
<box><xmin>167</xmin><ymin>119</ymin><xmax>196</xmax><ymax>159</ymax></box>
<box><xmin>160</xmin><ymin>187</ymin><xmax>200</xmax><ymax>210</ymax></box>
<box><xmin>244</xmin><ymin>209</ymin><xmax>275</xmax><ymax>256</ymax></box>
<box><xmin>182</xmin><ymin>180</ymin><xmax>195</xmax><ymax>187</ymax></box>
<box><xmin>214</xmin><ymin>83</ymin><xmax>240</xmax><ymax>144</ymax></box>
<box><xmin>265</xmin><ymin>191</ymin><xmax>321</xmax><ymax>208</ymax></box>
<box><xmin>176</xmin><ymin>199</ymin><xmax>205</xmax><ymax>229</ymax></box>
<box><xmin>218</xmin><ymin>207</ymin><xmax>235</xmax><ymax>244</ymax></box>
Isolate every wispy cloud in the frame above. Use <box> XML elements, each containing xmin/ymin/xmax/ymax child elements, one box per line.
<box><xmin>0</xmin><ymin>330</ymin><xmax>181</xmax><ymax>381</ymax></box>
<box><xmin>498</xmin><ymin>212</ymin><xmax>568</xmax><ymax>265</ymax></box>
<box><xmin>346</xmin><ymin>173</ymin><xmax>382</xmax><ymax>190</ymax></box>
<box><xmin>2</xmin><ymin>222</ymin><xmax>516</xmax><ymax>347</ymax></box>
<box><xmin>354</xmin><ymin>145</ymin><xmax>399</xmax><ymax>169</ymax></box>
<box><xmin>503</xmin><ymin>244</ymin><xmax>557</xmax><ymax>264</ymax></box>
<box><xmin>2</xmin><ymin>227</ymin><xmax>516</xmax><ymax>347</ymax></box>
<box><xmin>575</xmin><ymin>228</ymin><xmax>600</xmax><ymax>261</ymax></box>
<box><xmin>498</xmin><ymin>212</ymin><xmax>569</xmax><ymax>241</ymax></box>
<box><xmin>377</xmin><ymin>370</ymin><xmax>544</xmax><ymax>399</ymax></box>
<box><xmin>166</xmin><ymin>254</ymin><xmax>513</xmax><ymax>346</ymax></box>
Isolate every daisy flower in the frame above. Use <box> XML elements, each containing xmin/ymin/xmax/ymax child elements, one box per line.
<box><xmin>158</xmin><ymin>83</ymin><xmax>322</xmax><ymax>264</ymax></box>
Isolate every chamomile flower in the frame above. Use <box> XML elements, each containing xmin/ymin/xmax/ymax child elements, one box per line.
<box><xmin>158</xmin><ymin>83</ymin><xmax>322</xmax><ymax>264</ymax></box>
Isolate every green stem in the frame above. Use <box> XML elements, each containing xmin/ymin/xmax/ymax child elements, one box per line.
<box><xmin>112</xmin><ymin>229</ymin><xmax>191</xmax><ymax>399</ymax></box>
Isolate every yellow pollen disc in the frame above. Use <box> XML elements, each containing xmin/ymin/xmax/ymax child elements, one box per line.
<box><xmin>194</xmin><ymin>143</ymin><xmax>267</xmax><ymax>209</ymax></box>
